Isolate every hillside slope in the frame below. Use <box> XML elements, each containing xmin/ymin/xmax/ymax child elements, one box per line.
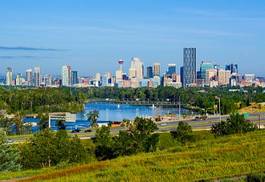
<box><xmin>3</xmin><ymin>130</ymin><xmax>265</xmax><ymax>182</ymax></box>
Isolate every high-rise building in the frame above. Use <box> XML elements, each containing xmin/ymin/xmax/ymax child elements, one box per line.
<box><xmin>129</xmin><ymin>57</ymin><xmax>144</xmax><ymax>80</ymax></box>
<box><xmin>180</xmin><ymin>66</ymin><xmax>184</xmax><ymax>86</ymax></box>
<box><xmin>116</xmin><ymin>60</ymin><xmax>124</xmax><ymax>82</ymax></box>
<box><xmin>6</xmin><ymin>67</ymin><xmax>13</xmax><ymax>86</ymax></box>
<box><xmin>146</xmin><ymin>66</ymin><xmax>153</xmax><ymax>79</ymax></box>
<box><xmin>183</xmin><ymin>48</ymin><xmax>196</xmax><ymax>87</ymax></box>
<box><xmin>218</xmin><ymin>69</ymin><xmax>231</xmax><ymax>86</ymax></box>
<box><xmin>62</xmin><ymin>65</ymin><xmax>72</xmax><ymax>87</ymax></box>
<box><xmin>243</xmin><ymin>74</ymin><xmax>256</xmax><ymax>83</ymax></box>
<box><xmin>206</xmin><ymin>69</ymin><xmax>218</xmax><ymax>85</ymax></box>
<box><xmin>153</xmin><ymin>63</ymin><xmax>161</xmax><ymax>77</ymax></box>
<box><xmin>33</xmin><ymin>67</ymin><xmax>41</xmax><ymax>87</ymax></box>
<box><xmin>71</xmin><ymin>71</ymin><xmax>78</xmax><ymax>85</ymax></box>
<box><xmin>199</xmin><ymin>61</ymin><xmax>214</xmax><ymax>80</ymax></box>
<box><xmin>166</xmin><ymin>64</ymin><xmax>177</xmax><ymax>76</ymax></box>
<box><xmin>225</xmin><ymin>64</ymin><xmax>238</xmax><ymax>74</ymax></box>
<box><xmin>15</xmin><ymin>74</ymin><xmax>23</xmax><ymax>86</ymax></box>
<box><xmin>26</xmin><ymin>69</ymin><xmax>33</xmax><ymax>86</ymax></box>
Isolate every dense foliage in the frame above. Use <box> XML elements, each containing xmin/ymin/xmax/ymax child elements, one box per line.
<box><xmin>0</xmin><ymin>130</ymin><xmax>21</xmax><ymax>171</ymax></box>
<box><xmin>170</xmin><ymin>121</ymin><xmax>193</xmax><ymax>144</ymax></box>
<box><xmin>0</xmin><ymin>87</ymin><xmax>85</xmax><ymax>114</ymax></box>
<box><xmin>87</xmin><ymin>110</ymin><xmax>99</xmax><ymax>128</ymax></box>
<box><xmin>19</xmin><ymin>129</ymin><xmax>89</xmax><ymax>169</ymax></box>
<box><xmin>94</xmin><ymin>117</ymin><xmax>159</xmax><ymax>160</ymax></box>
<box><xmin>211</xmin><ymin>113</ymin><xmax>257</xmax><ymax>136</ymax></box>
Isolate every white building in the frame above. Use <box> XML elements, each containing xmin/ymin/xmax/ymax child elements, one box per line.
<box><xmin>34</xmin><ymin>67</ymin><xmax>41</xmax><ymax>87</ymax></box>
<box><xmin>26</xmin><ymin>69</ymin><xmax>33</xmax><ymax>86</ymax></box>
<box><xmin>6</xmin><ymin>67</ymin><xmax>13</xmax><ymax>86</ymax></box>
<box><xmin>62</xmin><ymin>65</ymin><xmax>72</xmax><ymax>87</ymax></box>
<box><xmin>129</xmin><ymin>57</ymin><xmax>144</xmax><ymax>80</ymax></box>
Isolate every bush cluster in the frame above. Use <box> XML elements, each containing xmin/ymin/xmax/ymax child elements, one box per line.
<box><xmin>211</xmin><ymin>113</ymin><xmax>257</xmax><ymax>136</ymax></box>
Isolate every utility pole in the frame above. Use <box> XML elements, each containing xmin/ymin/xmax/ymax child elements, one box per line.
<box><xmin>219</xmin><ymin>97</ymin><xmax>221</xmax><ymax>122</ymax></box>
<box><xmin>179</xmin><ymin>96</ymin><xmax>181</xmax><ymax>120</ymax></box>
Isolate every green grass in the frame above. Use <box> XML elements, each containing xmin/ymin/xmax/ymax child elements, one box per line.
<box><xmin>1</xmin><ymin>130</ymin><xmax>265</xmax><ymax>182</ymax></box>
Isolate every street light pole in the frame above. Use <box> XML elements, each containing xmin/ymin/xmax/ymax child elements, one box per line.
<box><xmin>218</xmin><ymin>97</ymin><xmax>221</xmax><ymax>122</ymax></box>
<box><xmin>215</xmin><ymin>96</ymin><xmax>221</xmax><ymax>122</ymax></box>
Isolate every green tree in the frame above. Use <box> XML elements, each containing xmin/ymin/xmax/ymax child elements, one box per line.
<box><xmin>12</xmin><ymin>112</ymin><xmax>25</xmax><ymax>135</ymax></box>
<box><xmin>0</xmin><ymin>130</ymin><xmax>21</xmax><ymax>171</ymax></box>
<box><xmin>211</xmin><ymin>113</ymin><xmax>257</xmax><ymax>136</ymax></box>
<box><xmin>171</xmin><ymin>121</ymin><xmax>193</xmax><ymax>144</ymax></box>
<box><xmin>37</xmin><ymin>113</ymin><xmax>49</xmax><ymax>130</ymax></box>
<box><xmin>114</xmin><ymin>117</ymin><xmax>159</xmax><ymax>155</ymax></box>
<box><xmin>0</xmin><ymin>116</ymin><xmax>12</xmax><ymax>134</ymax></box>
<box><xmin>94</xmin><ymin>126</ymin><xmax>115</xmax><ymax>160</ymax></box>
<box><xmin>20</xmin><ymin>129</ymin><xmax>87</xmax><ymax>169</ymax></box>
<box><xmin>87</xmin><ymin>110</ymin><xmax>99</xmax><ymax>128</ymax></box>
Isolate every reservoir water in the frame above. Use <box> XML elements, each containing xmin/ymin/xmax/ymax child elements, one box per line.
<box><xmin>77</xmin><ymin>102</ymin><xmax>189</xmax><ymax>122</ymax></box>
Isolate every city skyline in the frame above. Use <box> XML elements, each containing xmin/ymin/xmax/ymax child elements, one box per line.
<box><xmin>0</xmin><ymin>0</ymin><xmax>265</xmax><ymax>76</ymax></box>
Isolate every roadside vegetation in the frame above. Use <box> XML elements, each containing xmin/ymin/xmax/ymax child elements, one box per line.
<box><xmin>0</xmin><ymin>114</ymin><xmax>264</xmax><ymax>181</ymax></box>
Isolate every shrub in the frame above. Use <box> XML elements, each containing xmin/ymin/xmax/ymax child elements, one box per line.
<box><xmin>20</xmin><ymin>129</ymin><xmax>88</xmax><ymax>169</ymax></box>
<box><xmin>94</xmin><ymin>126</ymin><xmax>116</xmax><ymax>161</ymax></box>
<box><xmin>171</xmin><ymin>121</ymin><xmax>193</xmax><ymax>144</ymax></box>
<box><xmin>211</xmin><ymin>113</ymin><xmax>257</xmax><ymax>136</ymax></box>
<box><xmin>0</xmin><ymin>130</ymin><xmax>21</xmax><ymax>171</ymax></box>
<box><xmin>94</xmin><ymin>117</ymin><xmax>159</xmax><ymax>160</ymax></box>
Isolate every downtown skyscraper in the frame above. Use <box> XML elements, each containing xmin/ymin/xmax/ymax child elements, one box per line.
<box><xmin>33</xmin><ymin>67</ymin><xmax>41</xmax><ymax>87</ymax></box>
<box><xmin>129</xmin><ymin>57</ymin><xmax>144</xmax><ymax>80</ymax></box>
<box><xmin>183</xmin><ymin>48</ymin><xmax>196</xmax><ymax>87</ymax></box>
<box><xmin>6</xmin><ymin>67</ymin><xmax>13</xmax><ymax>86</ymax></box>
<box><xmin>62</xmin><ymin>65</ymin><xmax>72</xmax><ymax>87</ymax></box>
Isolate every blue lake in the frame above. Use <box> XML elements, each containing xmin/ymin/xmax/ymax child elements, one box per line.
<box><xmin>24</xmin><ymin>102</ymin><xmax>190</xmax><ymax>131</ymax></box>
<box><xmin>77</xmin><ymin>102</ymin><xmax>189</xmax><ymax>122</ymax></box>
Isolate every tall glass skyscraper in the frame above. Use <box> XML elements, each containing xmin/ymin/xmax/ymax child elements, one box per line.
<box><xmin>183</xmin><ymin>48</ymin><xmax>196</xmax><ymax>87</ymax></box>
<box><xmin>62</xmin><ymin>65</ymin><xmax>72</xmax><ymax>87</ymax></box>
<box><xmin>71</xmin><ymin>71</ymin><xmax>78</xmax><ymax>85</ymax></box>
<box><xmin>146</xmin><ymin>66</ymin><xmax>153</xmax><ymax>79</ymax></box>
<box><xmin>199</xmin><ymin>61</ymin><xmax>214</xmax><ymax>80</ymax></box>
<box><xmin>166</xmin><ymin>64</ymin><xmax>177</xmax><ymax>75</ymax></box>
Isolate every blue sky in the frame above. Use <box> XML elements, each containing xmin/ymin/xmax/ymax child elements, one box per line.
<box><xmin>0</xmin><ymin>0</ymin><xmax>264</xmax><ymax>76</ymax></box>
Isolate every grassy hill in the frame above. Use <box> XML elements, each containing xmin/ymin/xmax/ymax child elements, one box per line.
<box><xmin>1</xmin><ymin>130</ymin><xmax>265</xmax><ymax>182</ymax></box>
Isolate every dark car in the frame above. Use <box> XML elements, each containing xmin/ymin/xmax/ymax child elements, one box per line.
<box><xmin>71</xmin><ymin>128</ymin><xmax>81</xmax><ymax>133</ymax></box>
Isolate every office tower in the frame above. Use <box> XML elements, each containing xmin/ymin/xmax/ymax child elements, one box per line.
<box><xmin>33</xmin><ymin>67</ymin><xmax>41</xmax><ymax>87</ymax></box>
<box><xmin>6</xmin><ymin>67</ymin><xmax>13</xmax><ymax>86</ymax></box>
<box><xmin>206</xmin><ymin>69</ymin><xmax>218</xmax><ymax>85</ymax></box>
<box><xmin>218</xmin><ymin>69</ymin><xmax>231</xmax><ymax>86</ymax></box>
<box><xmin>166</xmin><ymin>64</ymin><xmax>177</xmax><ymax>75</ymax></box>
<box><xmin>243</xmin><ymin>74</ymin><xmax>256</xmax><ymax>83</ymax></box>
<box><xmin>62</xmin><ymin>65</ymin><xmax>72</xmax><ymax>87</ymax></box>
<box><xmin>225</xmin><ymin>64</ymin><xmax>238</xmax><ymax>74</ymax></box>
<box><xmin>95</xmin><ymin>73</ymin><xmax>101</xmax><ymax>82</ymax></box>
<box><xmin>71</xmin><ymin>71</ymin><xmax>78</xmax><ymax>85</ymax></box>
<box><xmin>153</xmin><ymin>63</ymin><xmax>161</xmax><ymax>77</ymax></box>
<box><xmin>15</xmin><ymin>74</ymin><xmax>23</xmax><ymax>86</ymax></box>
<box><xmin>26</xmin><ymin>69</ymin><xmax>33</xmax><ymax>86</ymax></box>
<box><xmin>129</xmin><ymin>57</ymin><xmax>144</xmax><ymax>80</ymax></box>
<box><xmin>172</xmin><ymin>73</ymin><xmax>181</xmax><ymax>83</ymax></box>
<box><xmin>102</xmin><ymin>72</ymin><xmax>112</xmax><ymax>87</ymax></box>
<box><xmin>116</xmin><ymin>60</ymin><xmax>124</xmax><ymax>82</ymax></box>
<box><xmin>43</xmin><ymin>74</ymin><xmax>53</xmax><ymax>86</ymax></box>
<box><xmin>183</xmin><ymin>48</ymin><xmax>196</xmax><ymax>87</ymax></box>
<box><xmin>146</xmin><ymin>66</ymin><xmax>153</xmax><ymax>79</ymax></box>
<box><xmin>199</xmin><ymin>61</ymin><xmax>214</xmax><ymax>80</ymax></box>
<box><xmin>180</xmin><ymin>66</ymin><xmax>184</xmax><ymax>86</ymax></box>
